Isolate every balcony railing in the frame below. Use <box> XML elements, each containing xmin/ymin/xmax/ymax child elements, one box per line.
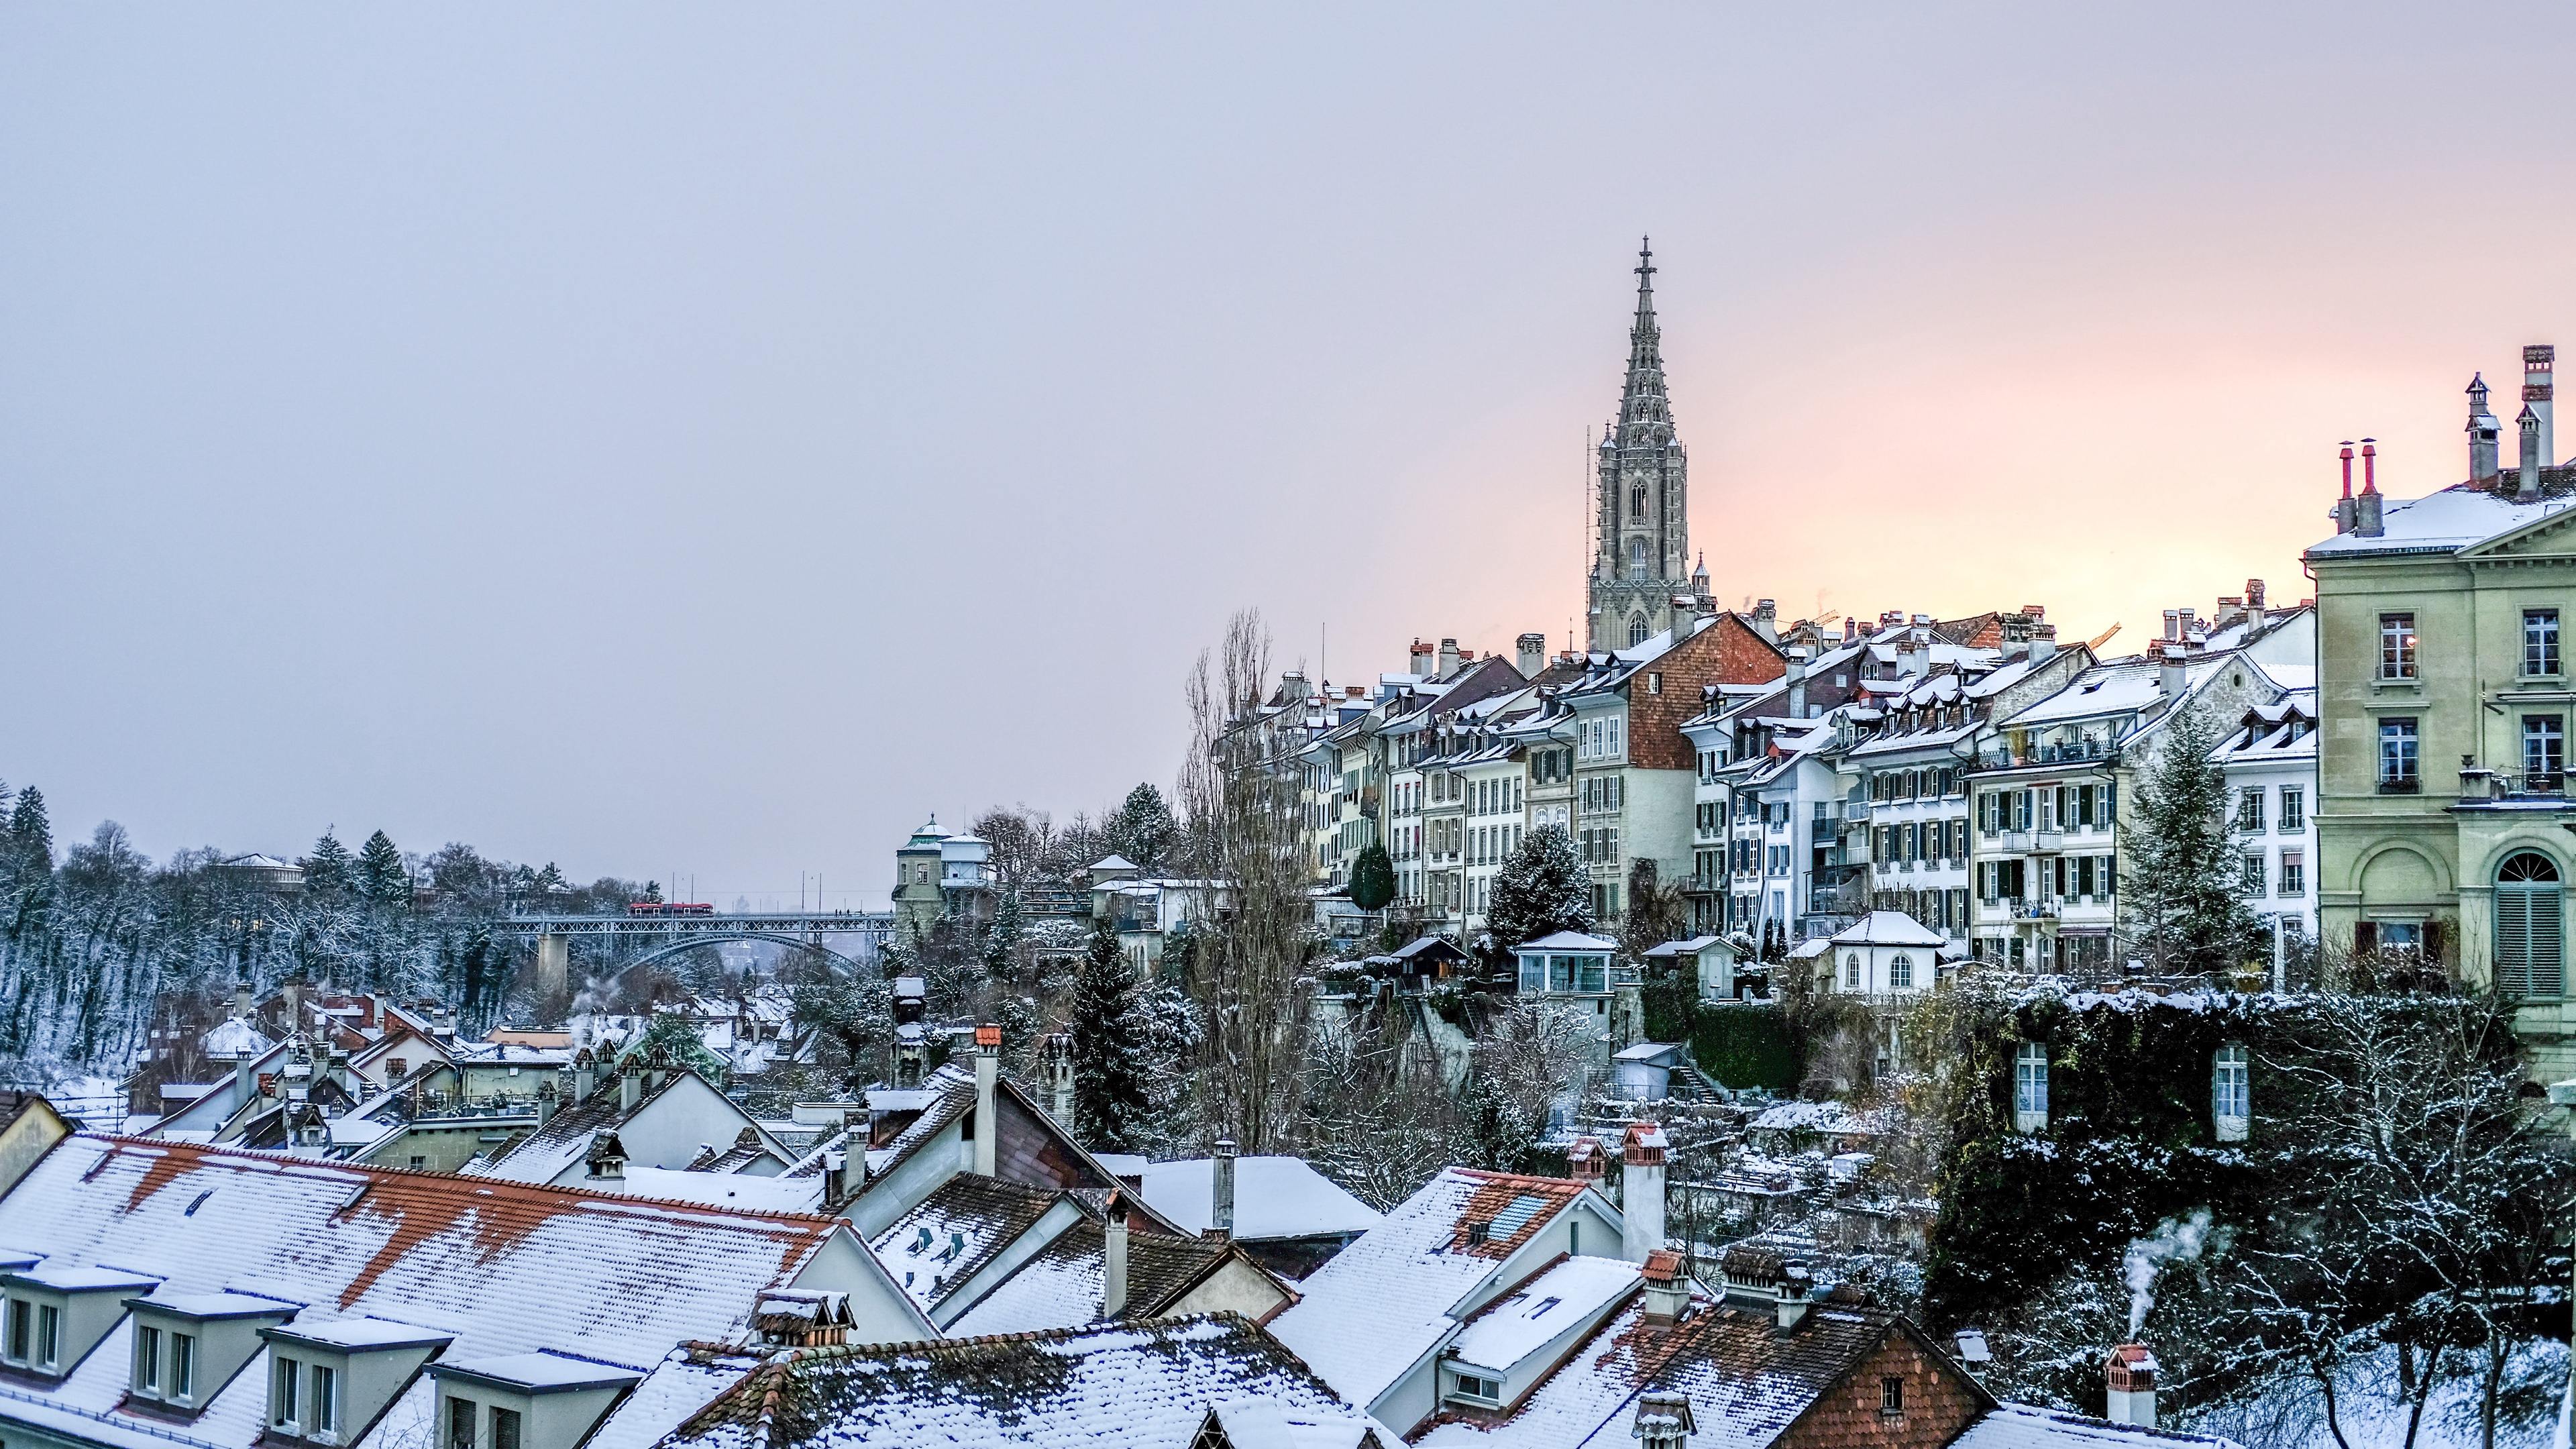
<box><xmin>2461</xmin><ymin>767</ymin><xmax>2567</xmax><ymax>802</ymax></box>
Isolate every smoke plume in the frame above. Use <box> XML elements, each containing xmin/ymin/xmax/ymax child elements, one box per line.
<box><xmin>2123</xmin><ymin>1210</ymin><xmax>2224</xmax><ymax>1336</ymax></box>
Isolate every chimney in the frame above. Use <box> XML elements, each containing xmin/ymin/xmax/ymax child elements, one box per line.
<box><xmin>619</xmin><ymin>1066</ymin><xmax>643</xmax><ymax>1112</ymax></box>
<box><xmin>1102</xmin><ymin>1191</ymin><xmax>1132</xmax><ymax>1319</ymax></box>
<box><xmin>2029</xmin><ymin>623</ymin><xmax>2057</xmax><ymax>663</ymax></box>
<box><xmin>1784</xmin><ymin>650</ymin><xmax>1809</xmax><ymax>720</ymax></box>
<box><xmin>1044</xmin><ymin>1033</ymin><xmax>1074</xmax><ymax>1122</ymax></box>
<box><xmin>1438</xmin><ymin>638</ymin><xmax>1461</xmax><ymax>678</ymax></box>
<box><xmin>232</xmin><ymin>980</ymin><xmax>254</xmax><ymax>1020</ymax></box>
<box><xmin>2106</xmin><ymin>1344</ymin><xmax>2158</xmax><ymax>1427</ymax></box>
<box><xmin>1411</xmin><ymin>639</ymin><xmax>1436</xmax><ymax>676</ymax></box>
<box><xmin>2245</xmin><ymin>578</ymin><xmax>2266</xmax><ymax>632</ymax></box>
<box><xmin>572</xmin><ymin>1048</ymin><xmax>596</xmax><ymax>1102</ymax></box>
<box><xmin>2528</xmin><ymin>344</ymin><xmax>2555</xmax><ymax>467</ymax></box>
<box><xmin>2333</xmin><ymin>441</ymin><xmax>2357</xmax><ymax>533</ymax></box>
<box><xmin>2469</xmin><ymin>376</ymin><xmax>2502</xmax><ymax>480</ymax></box>
<box><xmin>821</xmin><ymin>1148</ymin><xmax>849</xmax><ymax>1203</ymax></box>
<box><xmin>1776</xmin><ymin>1263</ymin><xmax>1814</xmax><ymax>1332</ymax></box>
<box><xmin>2155</xmin><ymin>641</ymin><xmax>2188</xmax><ymax>700</ymax></box>
<box><xmin>282</xmin><ymin>975</ymin><xmax>306</xmax><ymax>1023</ymax></box>
<box><xmin>1842</xmin><ymin>616</ymin><xmax>1858</xmax><ymax>644</ymax></box>
<box><xmin>1567</xmin><ymin>1135</ymin><xmax>1606</xmax><ymax>1186</ymax></box>
<box><xmin>1212</xmin><ymin>1138</ymin><xmax>1237</xmax><ymax>1239</ymax></box>
<box><xmin>1640</xmin><ymin>1249</ymin><xmax>1690</xmax><ymax>1326</ymax></box>
<box><xmin>1751</xmin><ymin>600</ymin><xmax>1778</xmax><ymax>644</ymax></box>
<box><xmin>972</xmin><ymin>1024</ymin><xmax>1001</xmax><ymax>1176</ymax></box>
<box><xmin>1517</xmin><ymin>633</ymin><xmax>1548</xmax><ymax>678</ymax></box>
<box><xmin>537</xmin><ymin>1077</ymin><xmax>559</xmax><ymax>1125</ymax></box>
<box><xmin>2520</xmin><ymin>405</ymin><xmax>2543</xmax><ymax>501</ymax></box>
<box><xmin>1621</xmin><ymin>1122</ymin><xmax>1668</xmax><ymax>1263</ymax></box>
<box><xmin>2354</xmin><ymin>438</ymin><xmax>2385</xmax><ymax>535</ymax></box>
<box><xmin>585</xmin><ymin>1130</ymin><xmax>627</xmax><ymax>1182</ymax></box>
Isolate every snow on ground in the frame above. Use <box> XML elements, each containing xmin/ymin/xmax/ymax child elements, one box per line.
<box><xmin>2184</xmin><ymin>1340</ymin><xmax>2567</xmax><ymax>1449</ymax></box>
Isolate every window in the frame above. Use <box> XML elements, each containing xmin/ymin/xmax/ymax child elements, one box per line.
<box><xmin>2241</xmin><ymin>853</ymin><xmax>2265</xmax><ymax>894</ymax></box>
<box><xmin>2528</xmin><ymin>608</ymin><xmax>2561</xmax><ymax>676</ymax></box>
<box><xmin>447</xmin><ymin>1397</ymin><xmax>477</xmax><ymax>1449</ymax></box>
<box><xmin>2100</xmin><ymin>854</ymin><xmax>2116</xmax><ymax>897</ymax></box>
<box><xmin>311</xmin><ymin>1364</ymin><xmax>338</xmax><ymax>1436</ymax></box>
<box><xmin>274</xmin><ymin>1356</ymin><xmax>301</xmax><ymax>1428</ymax></box>
<box><xmin>1845</xmin><ymin>954</ymin><xmax>1862</xmax><ymax>988</ymax></box>
<box><xmin>1890</xmin><ymin>954</ymin><xmax>1914</xmax><ymax>989</ymax></box>
<box><xmin>2212</xmin><ymin>1044</ymin><xmax>2249</xmax><ymax>1142</ymax></box>
<box><xmin>138</xmin><ymin>1325</ymin><xmax>160</xmax><ymax>1391</ymax></box>
<box><xmin>36</xmin><ymin>1303</ymin><xmax>58</xmax><ymax>1368</ymax></box>
<box><xmin>1629</xmin><ymin>539</ymin><xmax>1648</xmax><ymax>576</ymax></box>
<box><xmin>2279</xmin><ymin>788</ymin><xmax>2304</xmax><ymax>833</ymax></box>
<box><xmin>1882</xmin><ymin>1377</ymin><xmax>1906</xmax><ymax>1415</ymax></box>
<box><xmin>2527</xmin><ymin>715</ymin><xmax>2565</xmax><ymax>786</ymax></box>
<box><xmin>2497</xmin><ymin>852</ymin><xmax>2565</xmax><ymax>999</ymax></box>
<box><xmin>172</xmin><ymin>1332</ymin><xmax>193</xmax><ymax>1399</ymax></box>
<box><xmin>2379</xmin><ymin>613</ymin><xmax>2418</xmax><ymax>680</ymax></box>
<box><xmin>5</xmin><ymin>1298</ymin><xmax>24</xmax><ymax>1361</ymax></box>
<box><xmin>2238</xmin><ymin>787</ymin><xmax>2265</xmax><ymax>832</ymax></box>
<box><xmin>489</xmin><ymin>1405</ymin><xmax>517</xmax><ymax>1449</ymax></box>
<box><xmin>2279</xmin><ymin>851</ymin><xmax>2304</xmax><ymax>898</ymax></box>
<box><xmin>1630</xmin><ymin>482</ymin><xmax>1648</xmax><ymax>519</ymax></box>
<box><xmin>2012</xmin><ymin>1043</ymin><xmax>2049</xmax><ymax>1130</ymax></box>
<box><xmin>2379</xmin><ymin>718</ymin><xmax>2420</xmax><ymax>792</ymax></box>
<box><xmin>1454</xmin><ymin>1372</ymin><xmax>1503</xmax><ymax>1404</ymax></box>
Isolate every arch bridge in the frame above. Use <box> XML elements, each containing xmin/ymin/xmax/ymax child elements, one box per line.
<box><xmin>489</xmin><ymin>911</ymin><xmax>894</xmax><ymax>985</ymax></box>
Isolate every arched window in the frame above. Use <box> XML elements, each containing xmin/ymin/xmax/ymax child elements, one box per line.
<box><xmin>1890</xmin><ymin>954</ymin><xmax>1913</xmax><ymax>989</ymax></box>
<box><xmin>1845</xmin><ymin>953</ymin><xmax>1862</xmax><ymax>989</ymax></box>
<box><xmin>2012</xmin><ymin>1043</ymin><xmax>2049</xmax><ymax>1132</ymax></box>
<box><xmin>1628</xmin><ymin>615</ymin><xmax>1650</xmax><ymax>647</ymax></box>
<box><xmin>2497</xmin><ymin>851</ymin><xmax>2565</xmax><ymax>998</ymax></box>
<box><xmin>1629</xmin><ymin>537</ymin><xmax>1649</xmax><ymax>577</ymax></box>
<box><xmin>2212</xmin><ymin>1044</ymin><xmax>2249</xmax><ymax>1142</ymax></box>
<box><xmin>1631</xmin><ymin>482</ymin><xmax>1648</xmax><ymax>519</ymax></box>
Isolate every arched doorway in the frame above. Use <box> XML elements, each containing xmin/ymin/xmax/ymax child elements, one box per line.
<box><xmin>2496</xmin><ymin>851</ymin><xmax>2564</xmax><ymax>998</ymax></box>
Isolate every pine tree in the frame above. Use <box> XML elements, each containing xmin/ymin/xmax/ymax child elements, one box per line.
<box><xmin>1106</xmin><ymin>784</ymin><xmax>1175</xmax><ymax>874</ymax></box>
<box><xmin>1488</xmin><ymin>823</ymin><xmax>1596</xmax><ymax>951</ymax></box>
<box><xmin>357</xmin><ymin>830</ymin><xmax>408</xmax><ymax>905</ymax></box>
<box><xmin>2123</xmin><ymin>706</ymin><xmax>2265</xmax><ymax>974</ymax></box>
<box><xmin>984</xmin><ymin>890</ymin><xmax>1024</xmax><ymax>977</ymax></box>
<box><xmin>1348</xmin><ymin>843</ymin><xmax>1395</xmax><ymax>912</ymax></box>
<box><xmin>303</xmin><ymin>828</ymin><xmax>354</xmax><ymax>894</ymax></box>
<box><xmin>5</xmin><ymin>787</ymin><xmax>50</xmax><ymax>875</ymax></box>
<box><xmin>1071</xmin><ymin>918</ymin><xmax>1150</xmax><ymax>1152</ymax></box>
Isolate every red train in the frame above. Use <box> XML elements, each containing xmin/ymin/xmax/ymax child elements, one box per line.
<box><xmin>626</xmin><ymin>902</ymin><xmax>715</xmax><ymax>917</ymax></box>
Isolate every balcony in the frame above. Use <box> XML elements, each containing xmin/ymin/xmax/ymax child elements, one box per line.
<box><xmin>2009</xmin><ymin>899</ymin><xmax>2059</xmax><ymax>920</ymax></box>
<box><xmin>2459</xmin><ymin>767</ymin><xmax>2568</xmax><ymax>803</ymax></box>
<box><xmin>1844</xmin><ymin>802</ymin><xmax>1873</xmax><ymax>822</ymax></box>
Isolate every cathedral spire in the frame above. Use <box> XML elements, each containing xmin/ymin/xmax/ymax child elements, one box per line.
<box><xmin>1617</xmin><ymin>237</ymin><xmax>1672</xmax><ymax>446</ymax></box>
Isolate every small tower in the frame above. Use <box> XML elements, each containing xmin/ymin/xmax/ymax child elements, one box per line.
<box><xmin>1588</xmin><ymin>239</ymin><xmax>1693</xmax><ymax>651</ymax></box>
<box><xmin>2526</xmin><ymin>345</ymin><xmax>2556</xmax><ymax>469</ymax></box>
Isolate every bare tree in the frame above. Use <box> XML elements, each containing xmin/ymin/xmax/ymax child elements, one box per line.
<box><xmin>1176</xmin><ymin>609</ymin><xmax>1317</xmax><ymax>1153</ymax></box>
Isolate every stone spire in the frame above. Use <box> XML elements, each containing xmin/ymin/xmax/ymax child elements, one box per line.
<box><xmin>1617</xmin><ymin>239</ymin><xmax>1675</xmax><ymax>447</ymax></box>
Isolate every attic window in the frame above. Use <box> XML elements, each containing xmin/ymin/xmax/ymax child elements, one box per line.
<box><xmin>1486</xmin><ymin>1194</ymin><xmax>1549</xmax><ymax>1240</ymax></box>
<box><xmin>186</xmin><ymin>1190</ymin><xmax>214</xmax><ymax>1216</ymax></box>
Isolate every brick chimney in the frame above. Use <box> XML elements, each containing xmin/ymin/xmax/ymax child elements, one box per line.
<box><xmin>1751</xmin><ymin>600</ymin><xmax>1778</xmax><ymax>644</ymax></box>
<box><xmin>1438</xmin><ymin>638</ymin><xmax>1461</xmax><ymax>678</ymax></box>
<box><xmin>1621</xmin><ymin>1122</ymin><xmax>1667</xmax><ymax>1263</ymax></box>
<box><xmin>1411</xmin><ymin>639</ymin><xmax>1436</xmax><ymax>676</ymax></box>
<box><xmin>1102</xmin><ymin>1191</ymin><xmax>1132</xmax><ymax>1319</ymax></box>
<box><xmin>1567</xmin><ymin>1135</ymin><xmax>1607</xmax><ymax>1187</ymax></box>
<box><xmin>1212</xmin><ymin>1138</ymin><xmax>1237</xmax><ymax>1239</ymax></box>
<box><xmin>972</xmin><ymin>1024</ymin><xmax>1001</xmax><ymax>1176</ymax></box>
<box><xmin>1641</xmin><ymin>1249</ymin><xmax>1690</xmax><ymax>1326</ymax></box>
<box><xmin>2106</xmin><ymin>1344</ymin><xmax>2157</xmax><ymax>1426</ymax></box>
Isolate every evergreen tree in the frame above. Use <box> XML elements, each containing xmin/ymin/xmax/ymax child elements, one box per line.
<box><xmin>2123</xmin><ymin>706</ymin><xmax>2265</xmax><ymax>973</ymax></box>
<box><xmin>1348</xmin><ymin>843</ymin><xmax>1396</xmax><ymax>912</ymax></box>
<box><xmin>1071</xmin><ymin>918</ymin><xmax>1150</xmax><ymax>1152</ymax></box>
<box><xmin>303</xmin><ymin>829</ymin><xmax>354</xmax><ymax>894</ymax></box>
<box><xmin>5</xmin><ymin>786</ymin><xmax>50</xmax><ymax>875</ymax></box>
<box><xmin>1488</xmin><ymin>824</ymin><xmax>1595</xmax><ymax>951</ymax></box>
<box><xmin>629</xmin><ymin>1010</ymin><xmax>731</xmax><ymax>1085</ymax></box>
<box><xmin>357</xmin><ymin>830</ymin><xmax>408</xmax><ymax>905</ymax></box>
<box><xmin>533</xmin><ymin>861</ymin><xmax>568</xmax><ymax>895</ymax></box>
<box><xmin>984</xmin><ymin>890</ymin><xmax>1024</xmax><ymax>977</ymax></box>
<box><xmin>1105</xmin><ymin>784</ymin><xmax>1175</xmax><ymax>874</ymax></box>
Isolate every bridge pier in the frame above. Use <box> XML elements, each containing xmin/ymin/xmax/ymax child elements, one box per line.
<box><xmin>535</xmin><ymin>932</ymin><xmax>569</xmax><ymax>1004</ymax></box>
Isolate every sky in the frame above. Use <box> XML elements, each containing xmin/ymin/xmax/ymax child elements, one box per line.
<box><xmin>5</xmin><ymin>3</ymin><xmax>2574</xmax><ymax>908</ymax></box>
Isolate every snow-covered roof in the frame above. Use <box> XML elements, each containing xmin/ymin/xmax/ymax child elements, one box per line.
<box><xmin>201</xmin><ymin>1016</ymin><xmax>272</xmax><ymax>1060</ymax></box>
<box><xmin>0</xmin><ymin>1134</ymin><xmax>857</xmax><ymax>1381</ymax></box>
<box><xmin>2306</xmin><ymin>484</ymin><xmax>2576</xmax><ymax>558</ymax></box>
<box><xmin>1951</xmin><ymin>1403</ymin><xmax>2241</xmax><ymax>1449</ymax></box>
<box><xmin>869</xmin><ymin>1175</ymin><xmax>1064</xmax><ymax>1313</ymax></box>
<box><xmin>613</xmin><ymin>1167</ymin><xmax>822</xmax><ymax>1214</ymax></box>
<box><xmin>1447</xmin><ymin>1256</ymin><xmax>1640</xmax><ymax>1375</ymax></box>
<box><xmin>1140</xmin><ymin>1157</ymin><xmax>1383</xmax><ymax>1241</ymax></box>
<box><xmin>1517</xmin><ymin>931</ymin><xmax>1618</xmax><ymax>953</ymax></box>
<box><xmin>1828</xmin><ymin>912</ymin><xmax>1947</xmax><ymax>948</ymax></box>
<box><xmin>2004</xmin><ymin>655</ymin><xmax>2232</xmax><ymax>731</ymax></box>
<box><xmin>1747</xmin><ymin>1099</ymin><xmax>1882</xmax><ymax>1137</ymax></box>
<box><xmin>654</xmin><ymin>1316</ymin><xmax>1389</xmax><ymax>1449</ymax></box>
<box><xmin>1640</xmin><ymin>936</ymin><xmax>1724</xmax><ymax>958</ymax></box>
<box><xmin>1269</xmin><ymin>1169</ymin><xmax>1595</xmax><ymax>1408</ymax></box>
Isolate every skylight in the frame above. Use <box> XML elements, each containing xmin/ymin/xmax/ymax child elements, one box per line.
<box><xmin>1487</xmin><ymin>1194</ymin><xmax>1549</xmax><ymax>1239</ymax></box>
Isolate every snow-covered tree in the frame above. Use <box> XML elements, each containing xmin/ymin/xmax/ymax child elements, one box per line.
<box><xmin>6</xmin><ymin>786</ymin><xmax>51</xmax><ymax>876</ymax></box>
<box><xmin>303</xmin><ymin>829</ymin><xmax>354</xmax><ymax>895</ymax></box>
<box><xmin>2122</xmin><ymin>707</ymin><xmax>2265</xmax><ymax>973</ymax></box>
<box><xmin>1488</xmin><ymin>823</ymin><xmax>1594</xmax><ymax>951</ymax></box>
<box><xmin>626</xmin><ymin>1010</ymin><xmax>730</xmax><ymax>1085</ymax></box>
<box><xmin>1105</xmin><ymin>783</ymin><xmax>1175</xmax><ymax>874</ymax></box>
<box><xmin>1071</xmin><ymin>919</ymin><xmax>1150</xmax><ymax>1152</ymax></box>
<box><xmin>357</xmin><ymin>830</ymin><xmax>408</xmax><ymax>906</ymax></box>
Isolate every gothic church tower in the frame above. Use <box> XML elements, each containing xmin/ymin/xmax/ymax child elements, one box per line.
<box><xmin>1587</xmin><ymin>240</ymin><xmax>1703</xmax><ymax>651</ymax></box>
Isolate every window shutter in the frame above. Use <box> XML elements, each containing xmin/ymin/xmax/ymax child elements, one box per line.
<box><xmin>2354</xmin><ymin>921</ymin><xmax>2377</xmax><ymax>954</ymax></box>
